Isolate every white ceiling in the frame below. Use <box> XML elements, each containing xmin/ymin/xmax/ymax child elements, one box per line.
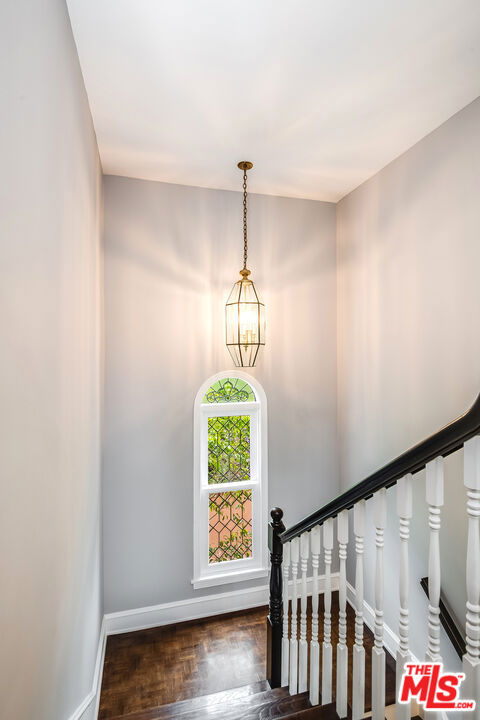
<box><xmin>67</xmin><ymin>0</ymin><xmax>480</xmax><ymax>202</ymax></box>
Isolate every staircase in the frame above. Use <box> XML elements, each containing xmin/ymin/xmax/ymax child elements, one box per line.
<box><xmin>266</xmin><ymin>393</ymin><xmax>480</xmax><ymax>719</ymax></box>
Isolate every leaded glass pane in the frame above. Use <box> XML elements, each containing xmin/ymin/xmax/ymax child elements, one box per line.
<box><xmin>208</xmin><ymin>490</ymin><xmax>252</xmax><ymax>563</ymax></box>
<box><xmin>208</xmin><ymin>415</ymin><xmax>250</xmax><ymax>484</ymax></box>
<box><xmin>203</xmin><ymin>377</ymin><xmax>255</xmax><ymax>404</ymax></box>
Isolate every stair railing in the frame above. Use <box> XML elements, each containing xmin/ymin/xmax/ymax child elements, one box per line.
<box><xmin>267</xmin><ymin>392</ymin><xmax>480</xmax><ymax>718</ymax></box>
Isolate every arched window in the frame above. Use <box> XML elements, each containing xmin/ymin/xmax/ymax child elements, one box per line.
<box><xmin>192</xmin><ymin>372</ymin><xmax>268</xmax><ymax>589</ymax></box>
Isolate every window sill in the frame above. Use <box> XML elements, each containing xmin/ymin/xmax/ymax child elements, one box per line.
<box><xmin>191</xmin><ymin>566</ymin><xmax>268</xmax><ymax>590</ymax></box>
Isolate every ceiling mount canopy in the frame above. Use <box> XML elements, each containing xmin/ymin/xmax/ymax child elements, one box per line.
<box><xmin>225</xmin><ymin>161</ymin><xmax>265</xmax><ymax>368</ymax></box>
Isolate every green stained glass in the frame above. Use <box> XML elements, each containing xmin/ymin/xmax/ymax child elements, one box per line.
<box><xmin>202</xmin><ymin>377</ymin><xmax>255</xmax><ymax>404</ymax></box>
<box><xmin>208</xmin><ymin>415</ymin><xmax>250</xmax><ymax>484</ymax></box>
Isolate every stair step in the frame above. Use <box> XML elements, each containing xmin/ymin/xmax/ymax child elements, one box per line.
<box><xmin>285</xmin><ymin>702</ymin><xmax>338</xmax><ymax>719</ymax></box>
<box><xmin>107</xmin><ymin>685</ymin><xmax>337</xmax><ymax>720</ymax></box>
<box><xmin>107</xmin><ymin>683</ymin><xmax>283</xmax><ymax>720</ymax></box>
<box><xmin>135</xmin><ymin>681</ymin><xmax>271</xmax><ymax>719</ymax></box>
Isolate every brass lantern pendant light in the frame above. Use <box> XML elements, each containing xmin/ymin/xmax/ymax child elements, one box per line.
<box><xmin>225</xmin><ymin>161</ymin><xmax>265</xmax><ymax>367</ymax></box>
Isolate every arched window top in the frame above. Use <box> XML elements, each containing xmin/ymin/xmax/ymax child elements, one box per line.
<box><xmin>202</xmin><ymin>377</ymin><xmax>256</xmax><ymax>404</ymax></box>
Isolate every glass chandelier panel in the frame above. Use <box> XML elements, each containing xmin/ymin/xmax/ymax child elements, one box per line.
<box><xmin>225</xmin><ymin>162</ymin><xmax>265</xmax><ymax>367</ymax></box>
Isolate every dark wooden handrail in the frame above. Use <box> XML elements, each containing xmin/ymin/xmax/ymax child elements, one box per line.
<box><xmin>281</xmin><ymin>392</ymin><xmax>480</xmax><ymax>543</ymax></box>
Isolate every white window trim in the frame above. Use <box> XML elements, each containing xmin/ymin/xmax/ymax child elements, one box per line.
<box><xmin>192</xmin><ymin>371</ymin><xmax>268</xmax><ymax>590</ymax></box>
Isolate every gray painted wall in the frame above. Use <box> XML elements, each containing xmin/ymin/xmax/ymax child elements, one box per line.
<box><xmin>103</xmin><ymin>175</ymin><xmax>338</xmax><ymax>612</ymax></box>
<box><xmin>0</xmin><ymin>1</ymin><xmax>103</xmax><ymax>719</ymax></box>
<box><xmin>337</xmin><ymin>97</ymin><xmax>480</xmax><ymax>668</ymax></box>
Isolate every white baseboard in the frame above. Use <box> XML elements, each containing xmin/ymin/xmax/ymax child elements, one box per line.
<box><xmin>67</xmin><ymin>618</ymin><xmax>106</xmax><ymax>720</ymax></box>
<box><xmin>67</xmin><ymin>692</ymin><xmax>96</xmax><ymax>720</ymax></box>
<box><xmin>105</xmin><ymin>572</ymin><xmax>340</xmax><ymax>635</ymax></box>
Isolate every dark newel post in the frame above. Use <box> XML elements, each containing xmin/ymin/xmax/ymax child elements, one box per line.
<box><xmin>267</xmin><ymin>507</ymin><xmax>285</xmax><ymax>689</ymax></box>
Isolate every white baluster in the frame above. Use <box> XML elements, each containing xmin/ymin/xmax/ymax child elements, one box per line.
<box><xmin>425</xmin><ymin>457</ymin><xmax>443</xmax><ymax>720</ymax></box>
<box><xmin>372</xmin><ymin>488</ymin><xmax>386</xmax><ymax>720</ymax></box>
<box><xmin>396</xmin><ymin>474</ymin><xmax>412</xmax><ymax>720</ymax></box>
<box><xmin>352</xmin><ymin>500</ymin><xmax>366</xmax><ymax>720</ymax></box>
<box><xmin>309</xmin><ymin>525</ymin><xmax>321</xmax><ymax>705</ymax></box>
<box><xmin>426</xmin><ymin>457</ymin><xmax>443</xmax><ymax>662</ymax></box>
<box><xmin>336</xmin><ymin>509</ymin><xmax>349</xmax><ymax>719</ymax></box>
<box><xmin>322</xmin><ymin>518</ymin><xmax>334</xmax><ymax>705</ymax></box>
<box><xmin>298</xmin><ymin>532</ymin><xmax>309</xmax><ymax>692</ymax></box>
<box><xmin>463</xmin><ymin>437</ymin><xmax>480</xmax><ymax>709</ymax></box>
<box><xmin>281</xmin><ymin>542</ymin><xmax>291</xmax><ymax>687</ymax></box>
<box><xmin>289</xmin><ymin>536</ymin><xmax>299</xmax><ymax>695</ymax></box>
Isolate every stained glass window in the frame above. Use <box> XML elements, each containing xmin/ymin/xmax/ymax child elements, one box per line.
<box><xmin>202</xmin><ymin>377</ymin><xmax>255</xmax><ymax>404</ymax></box>
<box><xmin>208</xmin><ymin>416</ymin><xmax>250</xmax><ymax>484</ymax></box>
<box><xmin>194</xmin><ymin>374</ymin><xmax>266</xmax><ymax>586</ymax></box>
<box><xmin>208</xmin><ymin>490</ymin><xmax>252</xmax><ymax>563</ymax></box>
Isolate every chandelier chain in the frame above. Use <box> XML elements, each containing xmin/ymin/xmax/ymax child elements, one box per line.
<box><xmin>243</xmin><ymin>168</ymin><xmax>248</xmax><ymax>270</ymax></box>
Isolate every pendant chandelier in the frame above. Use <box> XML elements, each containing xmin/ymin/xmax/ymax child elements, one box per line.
<box><xmin>225</xmin><ymin>161</ymin><xmax>265</xmax><ymax>367</ymax></box>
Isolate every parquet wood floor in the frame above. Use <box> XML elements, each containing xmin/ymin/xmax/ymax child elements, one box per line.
<box><xmin>98</xmin><ymin>593</ymin><xmax>396</xmax><ymax>719</ymax></box>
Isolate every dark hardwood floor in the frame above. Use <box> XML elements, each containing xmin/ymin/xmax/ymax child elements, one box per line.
<box><xmin>98</xmin><ymin>593</ymin><xmax>396</xmax><ymax>719</ymax></box>
<box><xmin>99</xmin><ymin>607</ymin><xmax>267</xmax><ymax>718</ymax></box>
